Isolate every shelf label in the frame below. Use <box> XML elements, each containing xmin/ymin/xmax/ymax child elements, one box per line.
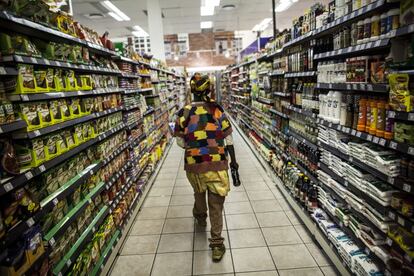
<box><xmin>53</xmin><ymin>198</ymin><xmax>59</xmax><ymax>206</ymax></box>
<box><xmin>56</xmin><ymin>61</ymin><xmax>61</xmax><ymax>67</ymax></box>
<box><xmin>66</xmin><ymin>259</ymin><xmax>72</xmax><ymax>267</ymax></box>
<box><xmin>30</xmin><ymin>57</ymin><xmax>37</xmax><ymax>64</ymax></box>
<box><xmin>356</xmin><ymin>131</ymin><xmax>362</xmax><ymax>137</ymax></box>
<box><xmin>4</xmin><ymin>182</ymin><xmax>13</xmax><ymax>192</ymax></box>
<box><xmin>387</xmin><ymin>176</ymin><xmax>395</xmax><ymax>185</ymax></box>
<box><xmin>49</xmin><ymin>237</ymin><xmax>56</xmax><ymax>246</ymax></box>
<box><xmin>389</xmin><ymin>141</ymin><xmax>397</xmax><ymax>150</ymax></box>
<box><xmin>408</xmin><ymin>147</ymin><xmax>414</xmax><ymax>156</ymax></box>
<box><xmin>386</xmin><ymin>237</ymin><xmax>393</xmax><ymax>246</ymax></box>
<box><xmin>379</xmin><ymin>139</ymin><xmax>386</xmax><ymax>146</ymax></box>
<box><xmin>15</xmin><ymin>56</ymin><xmax>23</xmax><ymax>62</ymax></box>
<box><xmin>351</xmin><ymin>129</ymin><xmax>356</xmax><ymax>136</ymax></box>
<box><xmin>26</xmin><ymin>217</ymin><xmax>35</xmax><ymax>227</ymax></box>
<box><xmin>397</xmin><ymin>216</ymin><xmax>405</xmax><ymax>227</ymax></box>
<box><xmin>34</xmin><ymin>130</ymin><xmax>41</xmax><ymax>137</ymax></box>
<box><xmin>389</xmin><ymin>211</ymin><xmax>396</xmax><ymax>220</ymax></box>
<box><xmin>39</xmin><ymin>165</ymin><xmax>46</xmax><ymax>172</ymax></box>
<box><xmin>25</xmin><ymin>171</ymin><xmax>34</xmax><ymax>180</ymax></box>
<box><xmin>44</xmin><ymin>59</ymin><xmax>50</xmax><ymax>65</ymax></box>
<box><xmin>365</xmin><ymin>247</ymin><xmax>370</xmax><ymax>255</ymax></box>
<box><xmin>403</xmin><ymin>183</ymin><xmax>411</xmax><ymax>193</ymax></box>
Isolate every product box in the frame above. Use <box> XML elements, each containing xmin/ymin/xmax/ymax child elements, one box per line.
<box><xmin>389</xmin><ymin>73</ymin><xmax>413</xmax><ymax>112</ymax></box>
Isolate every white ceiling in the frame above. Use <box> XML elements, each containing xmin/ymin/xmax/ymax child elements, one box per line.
<box><xmin>72</xmin><ymin>0</ymin><xmax>328</xmax><ymax>39</ymax></box>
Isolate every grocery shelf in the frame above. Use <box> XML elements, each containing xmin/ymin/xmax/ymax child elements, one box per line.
<box><xmin>0</xmin><ymin>11</ymin><xmax>116</xmax><ymax>57</ymax></box>
<box><xmin>269</xmin><ymin>70</ymin><xmax>285</xmax><ymax>77</ymax></box>
<box><xmin>387</xmin><ymin>110</ymin><xmax>414</xmax><ymax>122</ymax></box>
<box><xmin>269</xmin><ymin>108</ymin><xmax>288</xmax><ymax>119</ymax></box>
<box><xmin>13</xmin><ymin>106</ymin><xmax>123</xmax><ymax>139</ymax></box>
<box><xmin>143</xmin><ymin>107</ymin><xmax>155</xmax><ymax>116</ymax></box>
<box><xmin>388</xmin><ymin>210</ymin><xmax>414</xmax><ymax>233</ymax></box>
<box><xmin>8</xmin><ymin>88</ymin><xmax>124</xmax><ymax>101</ymax></box>
<box><xmin>123</xmin><ymin>87</ymin><xmax>154</xmax><ymax>94</ymax></box>
<box><xmin>0</xmin><ymin>55</ymin><xmax>121</xmax><ymax>74</ymax></box>
<box><xmin>314</xmin><ymin>39</ymin><xmax>390</xmax><ymax>60</ymax></box>
<box><xmin>285</xmin><ymin>71</ymin><xmax>317</xmax><ymax>78</ymax></box>
<box><xmin>273</xmin><ymin>91</ymin><xmax>290</xmax><ymax>97</ymax></box>
<box><xmin>90</xmin><ymin>230</ymin><xmax>121</xmax><ymax>276</ymax></box>
<box><xmin>287</xmin><ymin>105</ymin><xmax>318</xmax><ymax>119</ymax></box>
<box><xmin>316</xmin><ymin>82</ymin><xmax>389</xmax><ymax>93</ymax></box>
<box><xmin>386</xmin><ymin>237</ymin><xmax>414</xmax><ymax>267</ymax></box>
<box><xmin>316</xmin><ymin>118</ymin><xmax>414</xmax><ymax>156</ymax></box>
<box><xmin>289</xmin><ymin>129</ymin><xmax>318</xmax><ymax>150</ymax></box>
<box><xmin>126</xmin><ymin>118</ymin><xmax>143</xmax><ymax>130</ymax></box>
<box><xmin>52</xmin><ymin>206</ymin><xmax>109</xmax><ymax>276</ymax></box>
<box><xmin>230</xmin><ymin>116</ymin><xmax>350</xmax><ymax>276</ymax></box>
<box><xmin>100</xmin><ymin>141</ymin><xmax>174</xmax><ymax>275</ymax></box>
<box><xmin>0</xmin><ymin>123</ymin><xmax>125</xmax><ymax>196</ymax></box>
<box><xmin>256</xmin><ymin>96</ymin><xmax>274</xmax><ymax>105</ymax></box>
<box><xmin>0</xmin><ymin>66</ymin><xmax>18</xmax><ymax>76</ymax></box>
<box><xmin>0</xmin><ymin>119</ymin><xmax>27</xmax><ymax>134</ymax></box>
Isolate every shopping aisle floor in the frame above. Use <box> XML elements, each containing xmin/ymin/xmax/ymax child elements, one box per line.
<box><xmin>109</xmin><ymin>131</ymin><xmax>339</xmax><ymax>276</ymax></box>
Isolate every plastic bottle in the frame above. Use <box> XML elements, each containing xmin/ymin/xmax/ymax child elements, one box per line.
<box><xmin>326</xmin><ymin>91</ymin><xmax>334</xmax><ymax>121</ymax></box>
<box><xmin>353</xmin><ymin>95</ymin><xmax>361</xmax><ymax>130</ymax></box>
<box><xmin>332</xmin><ymin>91</ymin><xmax>342</xmax><ymax>124</ymax></box>
<box><xmin>340</xmin><ymin>101</ymin><xmax>347</xmax><ymax>126</ymax></box>
<box><xmin>357</xmin><ymin>98</ymin><xmax>367</xmax><ymax>131</ymax></box>
<box><xmin>365</xmin><ymin>98</ymin><xmax>372</xmax><ymax>132</ymax></box>
<box><xmin>369</xmin><ymin>100</ymin><xmax>378</xmax><ymax>135</ymax></box>
<box><xmin>370</xmin><ymin>15</ymin><xmax>380</xmax><ymax>41</ymax></box>
<box><xmin>384</xmin><ymin>104</ymin><xmax>394</xmax><ymax>140</ymax></box>
<box><xmin>319</xmin><ymin>94</ymin><xmax>326</xmax><ymax>119</ymax></box>
<box><xmin>376</xmin><ymin>100</ymin><xmax>386</xmax><ymax>137</ymax></box>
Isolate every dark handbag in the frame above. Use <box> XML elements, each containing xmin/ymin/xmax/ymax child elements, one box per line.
<box><xmin>231</xmin><ymin>167</ymin><xmax>241</xmax><ymax>187</ymax></box>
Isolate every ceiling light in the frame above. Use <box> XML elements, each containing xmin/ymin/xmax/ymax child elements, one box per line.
<box><xmin>225</xmin><ymin>51</ymin><xmax>230</xmax><ymax>58</ymax></box>
<box><xmin>252</xmin><ymin>18</ymin><xmax>272</xmax><ymax>32</ymax></box>
<box><xmin>132</xmin><ymin>25</ymin><xmax>149</xmax><ymax>36</ymax></box>
<box><xmin>100</xmin><ymin>1</ymin><xmax>130</xmax><ymax>21</ymax></box>
<box><xmin>200</xmin><ymin>5</ymin><xmax>215</xmax><ymax>16</ymax></box>
<box><xmin>174</xmin><ymin>56</ymin><xmax>179</xmax><ymax>61</ymax></box>
<box><xmin>274</xmin><ymin>0</ymin><xmax>295</xmax><ymax>12</ymax></box>
<box><xmin>107</xmin><ymin>11</ymin><xmax>123</xmax><ymax>21</ymax></box>
<box><xmin>202</xmin><ymin>0</ymin><xmax>220</xmax><ymax>7</ymax></box>
<box><xmin>222</xmin><ymin>4</ymin><xmax>235</xmax><ymax>10</ymax></box>
<box><xmin>201</xmin><ymin>21</ymin><xmax>213</xmax><ymax>29</ymax></box>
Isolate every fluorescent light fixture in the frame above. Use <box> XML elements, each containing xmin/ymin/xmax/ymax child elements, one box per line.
<box><xmin>201</xmin><ymin>5</ymin><xmax>215</xmax><ymax>16</ymax></box>
<box><xmin>132</xmin><ymin>25</ymin><xmax>149</xmax><ymax>37</ymax></box>
<box><xmin>200</xmin><ymin>21</ymin><xmax>212</xmax><ymax>29</ymax></box>
<box><xmin>225</xmin><ymin>51</ymin><xmax>230</xmax><ymax>58</ymax></box>
<box><xmin>100</xmin><ymin>1</ymin><xmax>130</xmax><ymax>21</ymax></box>
<box><xmin>200</xmin><ymin>0</ymin><xmax>220</xmax><ymax>16</ymax></box>
<box><xmin>274</xmin><ymin>0</ymin><xmax>295</xmax><ymax>12</ymax></box>
<box><xmin>107</xmin><ymin>11</ymin><xmax>123</xmax><ymax>21</ymax></box>
<box><xmin>174</xmin><ymin>56</ymin><xmax>179</xmax><ymax>61</ymax></box>
<box><xmin>252</xmin><ymin>18</ymin><xmax>272</xmax><ymax>32</ymax></box>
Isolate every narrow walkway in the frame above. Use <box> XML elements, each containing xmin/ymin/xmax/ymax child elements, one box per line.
<box><xmin>109</xmin><ymin>131</ymin><xmax>338</xmax><ymax>276</ymax></box>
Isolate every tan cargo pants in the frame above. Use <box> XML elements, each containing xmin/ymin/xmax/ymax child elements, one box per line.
<box><xmin>186</xmin><ymin>171</ymin><xmax>230</xmax><ymax>247</ymax></box>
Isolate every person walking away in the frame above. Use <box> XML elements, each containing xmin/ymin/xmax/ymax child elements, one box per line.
<box><xmin>174</xmin><ymin>73</ymin><xmax>238</xmax><ymax>262</ymax></box>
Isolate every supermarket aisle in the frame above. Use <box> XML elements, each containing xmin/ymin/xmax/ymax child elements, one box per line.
<box><xmin>109</xmin><ymin>131</ymin><xmax>338</xmax><ymax>276</ymax></box>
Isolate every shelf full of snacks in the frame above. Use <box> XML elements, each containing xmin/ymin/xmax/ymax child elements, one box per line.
<box><xmin>220</xmin><ymin>0</ymin><xmax>414</xmax><ymax>275</ymax></box>
<box><xmin>0</xmin><ymin>3</ymin><xmax>187</xmax><ymax>275</ymax></box>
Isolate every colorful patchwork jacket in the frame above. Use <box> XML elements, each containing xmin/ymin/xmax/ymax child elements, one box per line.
<box><xmin>174</xmin><ymin>101</ymin><xmax>232</xmax><ymax>173</ymax></box>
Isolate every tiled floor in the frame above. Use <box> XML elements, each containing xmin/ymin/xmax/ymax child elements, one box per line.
<box><xmin>109</xmin><ymin>132</ymin><xmax>339</xmax><ymax>276</ymax></box>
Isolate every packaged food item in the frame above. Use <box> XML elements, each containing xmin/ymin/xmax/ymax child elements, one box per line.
<box><xmin>15</xmin><ymin>138</ymin><xmax>45</xmax><ymax>168</ymax></box>
<box><xmin>34</xmin><ymin>70</ymin><xmax>49</xmax><ymax>92</ymax></box>
<box><xmin>0</xmin><ymin>139</ymin><xmax>20</xmax><ymax>178</ymax></box>
<box><xmin>15</xmin><ymin>65</ymin><xmax>37</xmax><ymax>94</ymax></box>
<box><xmin>389</xmin><ymin>73</ymin><xmax>412</xmax><ymax>112</ymax></box>
<box><xmin>38</xmin><ymin>102</ymin><xmax>52</xmax><ymax>126</ymax></box>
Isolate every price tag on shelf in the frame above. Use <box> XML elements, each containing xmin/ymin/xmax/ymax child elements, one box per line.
<box><xmin>408</xmin><ymin>147</ymin><xmax>414</xmax><ymax>156</ymax></box>
<box><xmin>397</xmin><ymin>216</ymin><xmax>405</xmax><ymax>227</ymax></box>
<box><xmin>66</xmin><ymin>259</ymin><xmax>72</xmax><ymax>267</ymax></box>
<box><xmin>351</xmin><ymin>129</ymin><xmax>356</xmax><ymax>136</ymax></box>
<box><xmin>49</xmin><ymin>237</ymin><xmax>56</xmax><ymax>246</ymax></box>
<box><xmin>25</xmin><ymin>171</ymin><xmax>34</xmax><ymax>180</ymax></box>
<box><xmin>4</xmin><ymin>182</ymin><xmax>13</xmax><ymax>192</ymax></box>
<box><xmin>33</xmin><ymin>130</ymin><xmax>41</xmax><ymax>137</ymax></box>
<box><xmin>30</xmin><ymin>57</ymin><xmax>37</xmax><ymax>64</ymax></box>
<box><xmin>349</xmin><ymin>157</ymin><xmax>353</xmax><ymax>162</ymax></box>
<box><xmin>26</xmin><ymin>217</ymin><xmax>35</xmax><ymax>227</ymax></box>
<box><xmin>53</xmin><ymin>198</ymin><xmax>59</xmax><ymax>206</ymax></box>
<box><xmin>403</xmin><ymin>183</ymin><xmax>411</xmax><ymax>193</ymax></box>
<box><xmin>39</xmin><ymin>165</ymin><xmax>46</xmax><ymax>172</ymax></box>
<box><xmin>366</xmin><ymin>135</ymin><xmax>373</xmax><ymax>141</ymax></box>
<box><xmin>387</xmin><ymin>176</ymin><xmax>395</xmax><ymax>185</ymax></box>
<box><xmin>389</xmin><ymin>141</ymin><xmax>397</xmax><ymax>150</ymax></box>
<box><xmin>379</xmin><ymin>139</ymin><xmax>386</xmax><ymax>146</ymax></box>
<box><xmin>386</xmin><ymin>237</ymin><xmax>393</xmax><ymax>246</ymax></box>
<box><xmin>389</xmin><ymin>211</ymin><xmax>396</xmax><ymax>220</ymax></box>
<box><xmin>328</xmin><ymin>122</ymin><xmax>332</xmax><ymax>128</ymax></box>
<box><xmin>373</xmin><ymin>137</ymin><xmax>379</xmax><ymax>144</ymax></box>
<box><xmin>56</xmin><ymin>61</ymin><xmax>61</xmax><ymax>67</ymax></box>
<box><xmin>15</xmin><ymin>55</ymin><xmax>23</xmax><ymax>62</ymax></box>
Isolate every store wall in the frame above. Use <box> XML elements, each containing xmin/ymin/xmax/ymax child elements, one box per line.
<box><xmin>165</xmin><ymin>31</ymin><xmax>236</xmax><ymax>67</ymax></box>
